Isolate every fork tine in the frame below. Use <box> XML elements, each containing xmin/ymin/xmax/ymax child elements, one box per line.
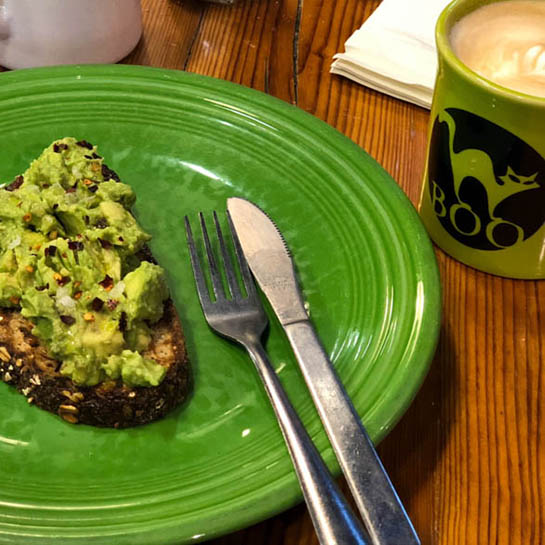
<box><xmin>213</xmin><ymin>211</ymin><xmax>242</xmax><ymax>300</ymax></box>
<box><xmin>184</xmin><ymin>216</ymin><xmax>213</xmax><ymax>309</ymax></box>
<box><xmin>226</xmin><ymin>210</ymin><xmax>256</xmax><ymax>297</ymax></box>
<box><xmin>199</xmin><ymin>212</ymin><xmax>225</xmax><ymax>301</ymax></box>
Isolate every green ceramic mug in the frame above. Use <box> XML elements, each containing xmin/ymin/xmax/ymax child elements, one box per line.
<box><xmin>419</xmin><ymin>0</ymin><xmax>545</xmax><ymax>278</ymax></box>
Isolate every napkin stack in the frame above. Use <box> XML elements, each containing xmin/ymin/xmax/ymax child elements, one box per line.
<box><xmin>330</xmin><ymin>0</ymin><xmax>451</xmax><ymax>109</ymax></box>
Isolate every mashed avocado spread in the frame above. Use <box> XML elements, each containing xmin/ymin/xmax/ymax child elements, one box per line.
<box><xmin>0</xmin><ymin>138</ymin><xmax>168</xmax><ymax>387</ymax></box>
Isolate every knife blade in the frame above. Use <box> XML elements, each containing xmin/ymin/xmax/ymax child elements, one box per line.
<box><xmin>227</xmin><ymin>197</ymin><xmax>420</xmax><ymax>545</ymax></box>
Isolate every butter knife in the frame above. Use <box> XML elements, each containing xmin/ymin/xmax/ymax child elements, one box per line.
<box><xmin>227</xmin><ymin>197</ymin><xmax>420</xmax><ymax>545</ymax></box>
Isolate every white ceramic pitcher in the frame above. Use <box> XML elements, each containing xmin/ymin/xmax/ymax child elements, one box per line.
<box><xmin>0</xmin><ymin>0</ymin><xmax>142</xmax><ymax>69</ymax></box>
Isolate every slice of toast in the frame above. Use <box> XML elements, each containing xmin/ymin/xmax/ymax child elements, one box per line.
<box><xmin>0</xmin><ymin>298</ymin><xmax>191</xmax><ymax>427</ymax></box>
<box><xmin>0</xmin><ymin>139</ymin><xmax>191</xmax><ymax>427</ymax></box>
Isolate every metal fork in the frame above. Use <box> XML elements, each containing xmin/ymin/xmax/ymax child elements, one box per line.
<box><xmin>185</xmin><ymin>211</ymin><xmax>370</xmax><ymax>545</ymax></box>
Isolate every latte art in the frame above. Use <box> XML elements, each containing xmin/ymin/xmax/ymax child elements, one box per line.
<box><xmin>451</xmin><ymin>0</ymin><xmax>545</xmax><ymax>98</ymax></box>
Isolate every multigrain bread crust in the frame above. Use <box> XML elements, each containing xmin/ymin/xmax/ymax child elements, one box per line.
<box><xmin>0</xmin><ymin>298</ymin><xmax>191</xmax><ymax>428</ymax></box>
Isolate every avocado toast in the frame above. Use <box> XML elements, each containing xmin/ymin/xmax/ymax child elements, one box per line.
<box><xmin>0</xmin><ymin>138</ymin><xmax>190</xmax><ymax>427</ymax></box>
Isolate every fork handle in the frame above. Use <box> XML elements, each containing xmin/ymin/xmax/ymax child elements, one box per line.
<box><xmin>284</xmin><ymin>321</ymin><xmax>420</xmax><ymax>545</ymax></box>
<box><xmin>244</xmin><ymin>339</ymin><xmax>369</xmax><ymax>545</ymax></box>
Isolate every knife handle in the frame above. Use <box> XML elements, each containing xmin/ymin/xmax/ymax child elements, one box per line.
<box><xmin>284</xmin><ymin>321</ymin><xmax>421</xmax><ymax>545</ymax></box>
<box><xmin>244</xmin><ymin>340</ymin><xmax>369</xmax><ymax>545</ymax></box>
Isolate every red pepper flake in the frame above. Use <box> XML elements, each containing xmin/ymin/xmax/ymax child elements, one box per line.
<box><xmin>102</xmin><ymin>164</ymin><xmax>120</xmax><ymax>182</ymax></box>
<box><xmin>54</xmin><ymin>273</ymin><xmax>71</xmax><ymax>286</ymax></box>
<box><xmin>74</xmin><ymin>291</ymin><xmax>83</xmax><ymax>300</ymax></box>
<box><xmin>68</xmin><ymin>240</ymin><xmax>84</xmax><ymax>252</ymax></box>
<box><xmin>22</xmin><ymin>213</ymin><xmax>32</xmax><ymax>223</ymax></box>
<box><xmin>106</xmin><ymin>299</ymin><xmax>119</xmax><ymax>311</ymax></box>
<box><xmin>98</xmin><ymin>238</ymin><xmax>112</xmax><ymax>250</ymax></box>
<box><xmin>99</xmin><ymin>275</ymin><xmax>114</xmax><ymax>291</ymax></box>
<box><xmin>53</xmin><ymin>143</ymin><xmax>68</xmax><ymax>152</ymax></box>
<box><xmin>76</xmin><ymin>140</ymin><xmax>93</xmax><ymax>150</ymax></box>
<box><xmin>9</xmin><ymin>296</ymin><xmax>20</xmax><ymax>306</ymax></box>
<box><xmin>5</xmin><ymin>175</ymin><xmax>24</xmax><ymax>191</ymax></box>
<box><xmin>66</xmin><ymin>181</ymin><xmax>78</xmax><ymax>194</ymax></box>
<box><xmin>91</xmin><ymin>298</ymin><xmax>104</xmax><ymax>311</ymax></box>
<box><xmin>60</xmin><ymin>315</ymin><xmax>76</xmax><ymax>326</ymax></box>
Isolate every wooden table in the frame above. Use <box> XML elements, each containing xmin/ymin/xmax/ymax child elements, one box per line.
<box><xmin>123</xmin><ymin>1</ymin><xmax>544</xmax><ymax>544</ymax></box>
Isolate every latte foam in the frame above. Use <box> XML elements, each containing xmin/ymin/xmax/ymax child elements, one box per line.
<box><xmin>451</xmin><ymin>0</ymin><xmax>545</xmax><ymax>98</ymax></box>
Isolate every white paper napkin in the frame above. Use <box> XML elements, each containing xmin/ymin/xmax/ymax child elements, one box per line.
<box><xmin>331</xmin><ymin>0</ymin><xmax>451</xmax><ymax>109</ymax></box>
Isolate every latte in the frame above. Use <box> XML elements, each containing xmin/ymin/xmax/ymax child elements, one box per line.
<box><xmin>450</xmin><ymin>0</ymin><xmax>545</xmax><ymax>98</ymax></box>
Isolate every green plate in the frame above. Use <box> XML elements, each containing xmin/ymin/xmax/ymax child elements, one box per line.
<box><xmin>0</xmin><ymin>65</ymin><xmax>440</xmax><ymax>544</ymax></box>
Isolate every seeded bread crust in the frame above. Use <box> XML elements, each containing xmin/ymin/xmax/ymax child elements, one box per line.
<box><xmin>0</xmin><ymin>299</ymin><xmax>191</xmax><ymax>427</ymax></box>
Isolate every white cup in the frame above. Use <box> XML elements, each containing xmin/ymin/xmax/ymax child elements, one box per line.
<box><xmin>0</xmin><ymin>0</ymin><xmax>142</xmax><ymax>69</ymax></box>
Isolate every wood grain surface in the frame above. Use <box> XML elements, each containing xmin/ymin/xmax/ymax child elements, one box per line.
<box><xmin>3</xmin><ymin>0</ymin><xmax>542</xmax><ymax>543</ymax></box>
<box><xmin>128</xmin><ymin>1</ymin><xmax>544</xmax><ymax>544</ymax></box>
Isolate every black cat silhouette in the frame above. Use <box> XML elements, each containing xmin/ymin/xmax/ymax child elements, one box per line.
<box><xmin>427</xmin><ymin>108</ymin><xmax>545</xmax><ymax>250</ymax></box>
